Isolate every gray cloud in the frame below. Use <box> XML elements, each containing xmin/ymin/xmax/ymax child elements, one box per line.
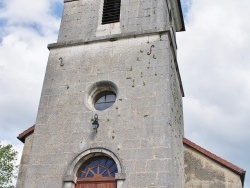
<box><xmin>178</xmin><ymin>0</ymin><xmax>250</xmax><ymax>186</ymax></box>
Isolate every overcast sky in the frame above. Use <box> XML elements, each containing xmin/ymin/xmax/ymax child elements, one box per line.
<box><xmin>0</xmin><ymin>0</ymin><xmax>249</xmax><ymax>186</ymax></box>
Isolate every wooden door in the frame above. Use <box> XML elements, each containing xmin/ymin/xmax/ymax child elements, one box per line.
<box><xmin>96</xmin><ymin>182</ymin><xmax>116</xmax><ymax>188</ymax></box>
<box><xmin>76</xmin><ymin>181</ymin><xmax>116</xmax><ymax>188</ymax></box>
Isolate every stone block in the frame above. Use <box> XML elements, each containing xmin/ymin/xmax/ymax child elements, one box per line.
<box><xmin>146</xmin><ymin>159</ymin><xmax>170</xmax><ymax>172</ymax></box>
<box><xmin>129</xmin><ymin>173</ymin><xmax>157</xmax><ymax>187</ymax></box>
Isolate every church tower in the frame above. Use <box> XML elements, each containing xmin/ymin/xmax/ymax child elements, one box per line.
<box><xmin>17</xmin><ymin>0</ymin><xmax>185</xmax><ymax>187</ymax></box>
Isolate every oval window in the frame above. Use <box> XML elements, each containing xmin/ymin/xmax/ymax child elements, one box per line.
<box><xmin>94</xmin><ymin>91</ymin><xmax>116</xmax><ymax>111</ymax></box>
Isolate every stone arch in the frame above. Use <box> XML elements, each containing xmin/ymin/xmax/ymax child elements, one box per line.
<box><xmin>63</xmin><ymin>147</ymin><xmax>126</xmax><ymax>188</ymax></box>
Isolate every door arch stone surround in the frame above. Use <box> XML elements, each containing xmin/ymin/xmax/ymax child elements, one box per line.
<box><xmin>63</xmin><ymin>147</ymin><xmax>126</xmax><ymax>188</ymax></box>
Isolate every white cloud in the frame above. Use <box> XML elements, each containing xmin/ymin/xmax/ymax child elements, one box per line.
<box><xmin>178</xmin><ymin>0</ymin><xmax>250</xmax><ymax>186</ymax></box>
<box><xmin>0</xmin><ymin>0</ymin><xmax>61</xmax><ymax>142</ymax></box>
<box><xmin>0</xmin><ymin>0</ymin><xmax>60</xmax><ymax>31</ymax></box>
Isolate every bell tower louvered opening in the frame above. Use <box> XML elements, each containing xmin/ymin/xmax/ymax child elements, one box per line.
<box><xmin>102</xmin><ymin>0</ymin><xmax>121</xmax><ymax>24</ymax></box>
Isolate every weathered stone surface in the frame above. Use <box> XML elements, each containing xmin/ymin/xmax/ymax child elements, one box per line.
<box><xmin>184</xmin><ymin>145</ymin><xmax>242</xmax><ymax>188</ymax></box>
<box><xmin>16</xmin><ymin>0</ymin><xmax>186</xmax><ymax>187</ymax></box>
<box><xmin>19</xmin><ymin>33</ymin><xmax>184</xmax><ymax>188</ymax></box>
<box><xmin>57</xmin><ymin>0</ymin><xmax>170</xmax><ymax>43</ymax></box>
<box><xmin>16</xmin><ymin>134</ymin><xmax>34</xmax><ymax>188</ymax></box>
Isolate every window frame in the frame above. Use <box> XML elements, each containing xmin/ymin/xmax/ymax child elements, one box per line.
<box><xmin>94</xmin><ymin>91</ymin><xmax>116</xmax><ymax>111</ymax></box>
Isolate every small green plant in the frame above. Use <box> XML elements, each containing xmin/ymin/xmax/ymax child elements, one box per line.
<box><xmin>0</xmin><ymin>143</ymin><xmax>18</xmax><ymax>188</ymax></box>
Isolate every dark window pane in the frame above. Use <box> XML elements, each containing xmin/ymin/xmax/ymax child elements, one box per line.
<box><xmin>106</xmin><ymin>94</ymin><xmax>116</xmax><ymax>102</ymax></box>
<box><xmin>109</xmin><ymin>164</ymin><xmax>116</xmax><ymax>171</ymax></box>
<box><xmin>92</xmin><ymin>167</ymin><xmax>98</xmax><ymax>174</ymax></box>
<box><xmin>105</xmin><ymin>159</ymin><xmax>113</xmax><ymax>167</ymax></box>
<box><xmin>77</xmin><ymin>156</ymin><xmax>118</xmax><ymax>179</ymax></box>
<box><xmin>93</xmin><ymin>159</ymin><xmax>98</xmax><ymax>166</ymax></box>
<box><xmin>83</xmin><ymin>167</ymin><xmax>88</xmax><ymax>172</ymax></box>
<box><xmin>88</xmin><ymin>162</ymin><xmax>93</xmax><ymax>168</ymax></box>
<box><xmin>99</xmin><ymin>167</ymin><xmax>105</xmax><ymax>174</ymax></box>
<box><xmin>111</xmin><ymin>171</ymin><xmax>116</xmax><ymax>177</ymax></box>
<box><xmin>87</xmin><ymin>171</ymin><xmax>94</xmax><ymax>177</ymax></box>
<box><xmin>103</xmin><ymin>170</ymin><xmax>109</xmax><ymax>177</ymax></box>
<box><xmin>95</xmin><ymin>102</ymin><xmax>113</xmax><ymax>111</ymax></box>
<box><xmin>94</xmin><ymin>91</ymin><xmax>116</xmax><ymax>111</ymax></box>
<box><xmin>100</xmin><ymin>159</ymin><xmax>106</xmax><ymax>166</ymax></box>
<box><xmin>79</xmin><ymin>172</ymin><xmax>85</xmax><ymax>178</ymax></box>
<box><xmin>96</xmin><ymin>96</ymin><xmax>106</xmax><ymax>103</ymax></box>
<box><xmin>95</xmin><ymin>103</ymin><xmax>105</xmax><ymax>111</ymax></box>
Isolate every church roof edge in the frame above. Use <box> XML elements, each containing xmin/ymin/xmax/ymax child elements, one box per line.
<box><xmin>17</xmin><ymin>125</ymin><xmax>35</xmax><ymax>143</ymax></box>
<box><xmin>183</xmin><ymin>138</ymin><xmax>246</xmax><ymax>186</ymax></box>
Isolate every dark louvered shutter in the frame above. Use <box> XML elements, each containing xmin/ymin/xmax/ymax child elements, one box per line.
<box><xmin>102</xmin><ymin>0</ymin><xmax>121</xmax><ymax>24</ymax></box>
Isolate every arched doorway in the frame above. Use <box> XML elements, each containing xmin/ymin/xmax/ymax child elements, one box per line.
<box><xmin>62</xmin><ymin>148</ymin><xmax>126</xmax><ymax>188</ymax></box>
<box><xmin>76</xmin><ymin>156</ymin><xmax>118</xmax><ymax>188</ymax></box>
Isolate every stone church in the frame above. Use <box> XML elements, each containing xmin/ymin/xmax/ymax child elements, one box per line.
<box><xmin>15</xmin><ymin>0</ymin><xmax>245</xmax><ymax>187</ymax></box>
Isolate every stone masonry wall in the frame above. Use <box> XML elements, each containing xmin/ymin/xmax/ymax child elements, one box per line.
<box><xmin>22</xmin><ymin>33</ymin><xmax>184</xmax><ymax>188</ymax></box>
<box><xmin>168</xmin><ymin>47</ymin><xmax>185</xmax><ymax>187</ymax></box>
<box><xmin>16</xmin><ymin>134</ymin><xmax>34</xmax><ymax>188</ymax></box>
<box><xmin>57</xmin><ymin>0</ymin><xmax>169</xmax><ymax>43</ymax></box>
<box><xmin>184</xmin><ymin>145</ymin><xmax>242</xmax><ymax>188</ymax></box>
